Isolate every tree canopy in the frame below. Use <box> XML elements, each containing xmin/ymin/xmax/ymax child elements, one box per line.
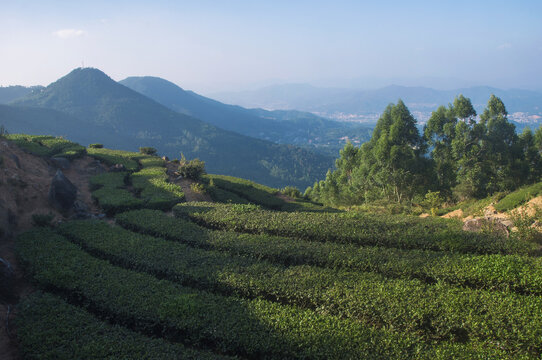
<box><xmin>307</xmin><ymin>95</ymin><xmax>542</xmax><ymax>206</ymax></box>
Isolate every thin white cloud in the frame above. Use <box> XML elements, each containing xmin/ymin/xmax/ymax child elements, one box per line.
<box><xmin>497</xmin><ymin>43</ymin><xmax>512</xmax><ymax>50</ymax></box>
<box><xmin>53</xmin><ymin>29</ymin><xmax>87</xmax><ymax>39</ymax></box>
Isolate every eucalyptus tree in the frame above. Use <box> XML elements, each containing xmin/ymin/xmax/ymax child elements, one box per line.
<box><xmin>351</xmin><ymin>100</ymin><xmax>428</xmax><ymax>202</ymax></box>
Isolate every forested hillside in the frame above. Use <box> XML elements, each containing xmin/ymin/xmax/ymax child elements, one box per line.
<box><xmin>6</xmin><ymin>68</ymin><xmax>333</xmax><ymax>188</ymax></box>
<box><xmin>120</xmin><ymin>76</ymin><xmax>372</xmax><ymax>156</ymax></box>
<box><xmin>0</xmin><ymin>86</ymin><xmax>42</xmax><ymax>104</ymax></box>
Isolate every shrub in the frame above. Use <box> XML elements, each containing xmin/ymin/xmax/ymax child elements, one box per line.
<box><xmin>423</xmin><ymin>190</ymin><xmax>444</xmax><ymax>216</ymax></box>
<box><xmin>179</xmin><ymin>156</ymin><xmax>206</xmax><ymax>180</ymax></box>
<box><xmin>139</xmin><ymin>147</ymin><xmax>157</xmax><ymax>156</ymax></box>
<box><xmin>281</xmin><ymin>186</ymin><xmax>302</xmax><ymax>198</ymax></box>
<box><xmin>88</xmin><ymin>143</ymin><xmax>103</xmax><ymax>149</ymax></box>
<box><xmin>32</xmin><ymin>213</ymin><xmax>55</xmax><ymax>227</ymax></box>
<box><xmin>190</xmin><ymin>183</ymin><xmax>206</xmax><ymax>194</ymax></box>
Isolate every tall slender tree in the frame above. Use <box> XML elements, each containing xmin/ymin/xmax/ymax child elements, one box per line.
<box><xmin>424</xmin><ymin>95</ymin><xmax>478</xmax><ymax>197</ymax></box>
<box><xmin>352</xmin><ymin>100</ymin><xmax>427</xmax><ymax>202</ymax></box>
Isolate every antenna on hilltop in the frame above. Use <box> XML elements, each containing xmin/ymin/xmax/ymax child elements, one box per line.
<box><xmin>81</xmin><ymin>60</ymin><xmax>85</xmax><ymax>69</ymax></box>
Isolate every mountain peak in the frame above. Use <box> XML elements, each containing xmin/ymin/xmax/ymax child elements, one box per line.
<box><xmin>50</xmin><ymin>67</ymin><xmax>115</xmax><ymax>89</ymax></box>
<box><xmin>7</xmin><ymin>68</ymin><xmax>332</xmax><ymax>188</ymax></box>
<box><xmin>13</xmin><ymin>67</ymin><xmax>142</xmax><ymax>116</ymax></box>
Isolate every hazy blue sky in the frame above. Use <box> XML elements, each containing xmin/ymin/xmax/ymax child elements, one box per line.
<box><xmin>2</xmin><ymin>0</ymin><xmax>541</xmax><ymax>93</ymax></box>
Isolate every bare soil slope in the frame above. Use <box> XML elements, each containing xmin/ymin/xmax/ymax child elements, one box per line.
<box><xmin>0</xmin><ymin>139</ymin><xmax>104</xmax><ymax>360</ymax></box>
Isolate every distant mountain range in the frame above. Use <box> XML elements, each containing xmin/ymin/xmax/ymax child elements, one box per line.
<box><xmin>212</xmin><ymin>84</ymin><xmax>542</xmax><ymax>123</ymax></box>
<box><xmin>3</xmin><ymin>71</ymin><xmax>539</xmax><ymax>189</ymax></box>
<box><xmin>1</xmin><ymin>68</ymin><xmax>333</xmax><ymax>188</ymax></box>
<box><xmin>119</xmin><ymin>76</ymin><xmax>372</xmax><ymax>155</ymax></box>
<box><xmin>0</xmin><ymin>85</ymin><xmax>43</xmax><ymax>104</ymax></box>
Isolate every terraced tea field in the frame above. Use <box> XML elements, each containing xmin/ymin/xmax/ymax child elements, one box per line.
<box><xmin>14</xmin><ymin>147</ymin><xmax>542</xmax><ymax>359</ymax></box>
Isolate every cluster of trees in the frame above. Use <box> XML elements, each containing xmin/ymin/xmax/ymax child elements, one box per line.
<box><xmin>306</xmin><ymin>95</ymin><xmax>542</xmax><ymax>205</ymax></box>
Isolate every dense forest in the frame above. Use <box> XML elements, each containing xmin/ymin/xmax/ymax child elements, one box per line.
<box><xmin>306</xmin><ymin>95</ymin><xmax>542</xmax><ymax>206</ymax></box>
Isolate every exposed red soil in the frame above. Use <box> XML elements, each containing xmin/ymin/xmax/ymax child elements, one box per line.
<box><xmin>0</xmin><ymin>140</ymin><xmax>105</xmax><ymax>360</ymax></box>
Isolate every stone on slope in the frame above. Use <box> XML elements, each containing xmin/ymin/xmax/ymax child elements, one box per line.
<box><xmin>48</xmin><ymin>170</ymin><xmax>77</xmax><ymax>212</ymax></box>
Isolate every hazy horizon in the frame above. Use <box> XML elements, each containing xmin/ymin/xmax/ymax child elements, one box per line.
<box><xmin>2</xmin><ymin>0</ymin><xmax>541</xmax><ymax>93</ymax></box>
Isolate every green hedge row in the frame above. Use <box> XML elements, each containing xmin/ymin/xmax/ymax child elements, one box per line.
<box><xmin>173</xmin><ymin>202</ymin><xmax>531</xmax><ymax>255</ymax></box>
<box><xmin>17</xmin><ymin>292</ymin><xmax>231</xmax><ymax>360</ymax></box>
<box><xmin>206</xmin><ymin>184</ymin><xmax>252</xmax><ymax>205</ymax></box>
<box><xmin>139</xmin><ymin>156</ymin><xmax>166</xmax><ymax>168</ymax></box>
<box><xmin>132</xmin><ymin>166</ymin><xmax>184</xmax><ymax>210</ymax></box>
<box><xmin>204</xmin><ymin>175</ymin><xmax>285</xmax><ymax>209</ymax></box>
<box><xmin>132</xmin><ymin>166</ymin><xmax>168</xmax><ymax>187</ymax></box>
<box><xmin>16</xmin><ymin>229</ymin><xmax>511</xmax><ymax>359</ymax></box>
<box><xmin>90</xmin><ymin>171</ymin><xmax>143</xmax><ymax>215</ymax></box>
<box><xmin>89</xmin><ymin>171</ymin><xmax>128</xmax><ymax>190</ymax></box>
<box><xmin>7</xmin><ymin>134</ymin><xmax>86</xmax><ymax>159</ymax></box>
<box><xmin>86</xmin><ymin>146</ymin><xmax>166</xmax><ymax>170</ymax></box>
<box><xmin>6</xmin><ymin>135</ymin><xmax>51</xmax><ymax>156</ymax></box>
<box><xmin>57</xmin><ymin>220</ymin><xmax>542</xmax><ymax>356</ymax></box>
<box><xmin>203</xmin><ymin>175</ymin><xmax>326</xmax><ymax>212</ymax></box>
<box><xmin>116</xmin><ymin>209</ymin><xmax>542</xmax><ymax>296</ymax></box>
<box><xmin>86</xmin><ymin>147</ymin><xmax>141</xmax><ymax>171</ymax></box>
<box><xmin>89</xmin><ymin>159</ymin><xmax>183</xmax><ymax>213</ymax></box>
<box><xmin>91</xmin><ymin>187</ymin><xmax>143</xmax><ymax>215</ymax></box>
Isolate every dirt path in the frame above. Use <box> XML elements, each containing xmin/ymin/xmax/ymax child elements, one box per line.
<box><xmin>177</xmin><ymin>178</ymin><xmax>210</xmax><ymax>202</ymax></box>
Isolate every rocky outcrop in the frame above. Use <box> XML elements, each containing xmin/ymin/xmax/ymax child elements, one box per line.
<box><xmin>441</xmin><ymin>209</ymin><xmax>464</xmax><ymax>219</ymax></box>
<box><xmin>50</xmin><ymin>157</ymin><xmax>71</xmax><ymax>169</ymax></box>
<box><xmin>48</xmin><ymin>170</ymin><xmax>77</xmax><ymax>212</ymax></box>
<box><xmin>8</xmin><ymin>154</ymin><xmax>20</xmax><ymax>169</ymax></box>
<box><xmin>462</xmin><ymin>217</ymin><xmax>510</xmax><ymax>237</ymax></box>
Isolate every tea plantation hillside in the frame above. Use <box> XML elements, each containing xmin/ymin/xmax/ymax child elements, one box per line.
<box><xmin>6</xmin><ymin>139</ymin><xmax>542</xmax><ymax>359</ymax></box>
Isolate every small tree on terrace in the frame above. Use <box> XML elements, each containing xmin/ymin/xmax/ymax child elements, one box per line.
<box><xmin>178</xmin><ymin>153</ymin><xmax>206</xmax><ymax>181</ymax></box>
<box><xmin>139</xmin><ymin>147</ymin><xmax>157</xmax><ymax>156</ymax></box>
<box><xmin>0</xmin><ymin>125</ymin><xmax>8</xmax><ymax>137</ymax></box>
